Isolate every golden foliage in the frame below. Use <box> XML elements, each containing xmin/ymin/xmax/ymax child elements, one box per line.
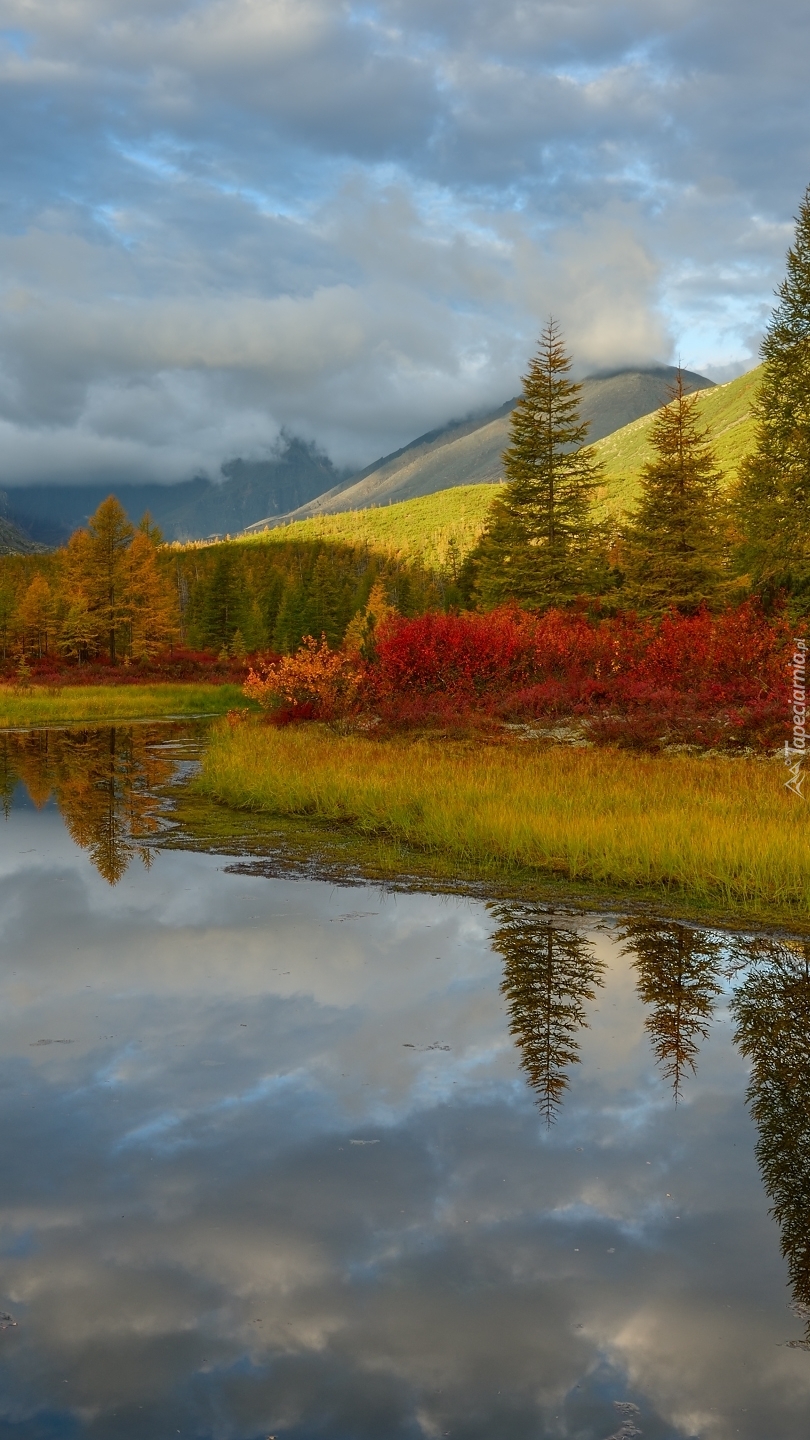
<box><xmin>244</xmin><ymin>635</ymin><xmax>362</xmax><ymax>718</ymax></box>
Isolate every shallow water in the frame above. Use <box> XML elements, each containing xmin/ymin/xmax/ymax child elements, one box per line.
<box><xmin>0</xmin><ymin>726</ymin><xmax>809</xmax><ymax>1439</ymax></box>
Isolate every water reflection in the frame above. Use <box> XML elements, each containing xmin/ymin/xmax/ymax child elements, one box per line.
<box><xmin>489</xmin><ymin>902</ymin><xmax>605</xmax><ymax>1123</ymax></box>
<box><xmin>732</xmin><ymin>935</ymin><xmax>810</xmax><ymax>1350</ymax></box>
<box><xmin>619</xmin><ymin>920</ymin><xmax>724</xmax><ymax>1100</ymax></box>
<box><xmin>2</xmin><ymin>730</ymin><xmax>810</xmax><ymax>1434</ymax></box>
<box><xmin>0</xmin><ymin>726</ymin><xmax>175</xmax><ymax>882</ymax></box>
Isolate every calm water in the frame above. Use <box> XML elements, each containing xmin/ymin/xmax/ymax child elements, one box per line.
<box><xmin>0</xmin><ymin>726</ymin><xmax>809</xmax><ymax>1440</ymax></box>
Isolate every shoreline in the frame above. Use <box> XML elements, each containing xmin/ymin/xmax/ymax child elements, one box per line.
<box><xmin>0</xmin><ymin>682</ymin><xmax>249</xmax><ymax>729</ymax></box>
<box><xmin>188</xmin><ymin>721</ymin><xmax>810</xmax><ymax>930</ymax></box>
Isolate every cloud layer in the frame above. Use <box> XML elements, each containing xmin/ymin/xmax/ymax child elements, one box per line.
<box><xmin>0</xmin><ymin>0</ymin><xmax>808</xmax><ymax>481</ymax></box>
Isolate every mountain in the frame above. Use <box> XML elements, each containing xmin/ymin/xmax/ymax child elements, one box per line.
<box><xmin>234</xmin><ymin>365</ymin><xmax>761</xmax><ymax>573</ymax></box>
<box><xmin>2</xmin><ymin>437</ymin><xmax>345</xmax><ymax>546</ymax></box>
<box><xmin>238</xmin><ymin>483</ymin><xmax>498</xmax><ymax>571</ymax></box>
<box><xmin>244</xmin><ymin>366</ymin><xmax>714</xmax><ymax>533</ymax></box>
<box><xmin>0</xmin><ymin>505</ymin><xmax>49</xmax><ymax>555</ymax></box>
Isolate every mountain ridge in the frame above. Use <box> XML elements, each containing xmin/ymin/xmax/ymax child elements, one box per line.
<box><xmin>243</xmin><ymin>366</ymin><xmax>715</xmax><ymax>533</ymax></box>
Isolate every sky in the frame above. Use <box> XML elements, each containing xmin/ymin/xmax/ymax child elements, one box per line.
<box><xmin>0</xmin><ymin>0</ymin><xmax>809</xmax><ymax>485</ymax></box>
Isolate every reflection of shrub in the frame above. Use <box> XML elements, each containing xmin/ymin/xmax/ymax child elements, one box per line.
<box><xmin>244</xmin><ymin>635</ymin><xmax>362</xmax><ymax>720</ymax></box>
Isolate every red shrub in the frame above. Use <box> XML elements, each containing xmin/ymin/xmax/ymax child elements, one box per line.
<box><xmin>369</xmin><ymin>609</ymin><xmax>533</xmax><ymax>705</ymax></box>
<box><xmin>358</xmin><ymin>601</ymin><xmax>798</xmax><ymax>748</ymax></box>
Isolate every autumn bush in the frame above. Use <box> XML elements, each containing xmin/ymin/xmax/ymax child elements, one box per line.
<box><xmin>245</xmin><ymin>603</ymin><xmax>797</xmax><ymax>750</ymax></box>
<box><xmin>244</xmin><ymin>635</ymin><xmax>363</xmax><ymax>721</ymax></box>
<box><xmin>0</xmin><ymin>647</ymin><xmax>251</xmax><ymax>687</ymax></box>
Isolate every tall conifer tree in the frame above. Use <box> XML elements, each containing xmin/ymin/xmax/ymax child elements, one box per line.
<box><xmin>621</xmin><ymin>371</ymin><xmax>727</xmax><ymax>613</ymax></box>
<box><xmin>475</xmin><ymin>320</ymin><xmax>603</xmax><ymax>609</ymax></box>
<box><xmin>737</xmin><ymin>183</ymin><xmax>810</xmax><ymax>602</ymax></box>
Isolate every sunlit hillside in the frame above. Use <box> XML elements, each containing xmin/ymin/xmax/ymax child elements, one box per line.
<box><xmin>235</xmin><ymin>367</ymin><xmax>762</xmax><ymax>570</ymax></box>
<box><xmin>239</xmin><ymin>483</ymin><xmax>499</xmax><ymax>570</ymax></box>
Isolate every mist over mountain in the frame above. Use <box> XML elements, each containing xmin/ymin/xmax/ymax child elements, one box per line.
<box><xmin>0</xmin><ymin>367</ymin><xmax>713</xmax><ymax>550</ymax></box>
<box><xmin>1</xmin><ymin>438</ymin><xmax>346</xmax><ymax>548</ymax></box>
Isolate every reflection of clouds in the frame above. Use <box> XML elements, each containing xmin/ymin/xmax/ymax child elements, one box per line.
<box><xmin>2</xmin><ymin>817</ymin><xmax>810</xmax><ymax>1434</ymax></box>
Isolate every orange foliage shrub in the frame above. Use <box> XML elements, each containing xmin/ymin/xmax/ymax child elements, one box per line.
<box><xmin>244</xmin><ymin>635</ymin><xmax>362</xmax><ymax>720</ymax></box>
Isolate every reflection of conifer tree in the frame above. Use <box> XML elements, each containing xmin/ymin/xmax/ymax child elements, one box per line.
<box><xmin>4</xmin><ymin>726</ymin><xmax>174</xmax><ymax>884</ymax></box>
<box><xmin>731</xmin><ymin>937</ymin><xmax>810</xmax><ymax>1349</ymax></box>
<box><xmin>620</xmin><ymin>921</ymin><xmax>724</xmax><ymax>1100</ymax></box>
<box><xmin>0</xmin><ymin>734</ymin><xmax>16</xmax><ymax>817</ymax></box>
<box><xmin>490</xmin><ymin>903</ymin><xmax>605</xmax><ymax>1124</ymax></box>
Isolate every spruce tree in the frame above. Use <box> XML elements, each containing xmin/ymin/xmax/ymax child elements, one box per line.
<box><xmin>731</xmin><ymin>938</ymin><xmax>810</xmax><ymax>1348</ymax></box>
<box><xmin>199</xmin><ymin>549</ymin><xmax>246</xmax><ymax>652</ymax></box>
<box><xmin>475</xmin><ymin>319</ymin><xmax>604</xmax><ymax>609</ymax></box>
<box><xmin>621</xmin><ymin>371</ymin><xmax>728</xmax><ymax>613</ymax></box>
<box><xmin>737</xmin><ymin>183</ymin><xmax>810</xmax><ymax>602</ymax></box>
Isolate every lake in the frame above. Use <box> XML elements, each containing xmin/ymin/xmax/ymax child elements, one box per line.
<box><xmin>0</xmin><ymin>725</ymin><xmax>808</xmax><ymax>1439</ymax></box>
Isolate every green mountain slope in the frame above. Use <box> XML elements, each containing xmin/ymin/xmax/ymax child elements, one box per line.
<box><xmin>241</xmin><ymin>484</ymin><xmax>497</xmax><ymax>570</ymax></box>
<box><xmin>593</xmin><ymin>365</ymin><xmax>761</xmax><ymax>518</ymax></box>
<box><xmin>244</xmin><ymin>366</ymin><xmax>713</xmax><ymax>532</ymax></box>
<box><xmin>237</xmin><ymin>366</ymin><xmax>762</xmax><ymax>571</ymax></box>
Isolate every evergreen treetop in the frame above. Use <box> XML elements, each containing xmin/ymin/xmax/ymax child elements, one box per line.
<box><xmin>475</xmin><ymin>319</ymin><xmax>603</xmax><ymax>609</ymax></box>
<box><xmin>737</xmin><ymin>183</ymin><xmax>810</xmax><ymax>600</ymax></box>
<box><xmin>621</xmin><ymin>371</ymin><xmax>728</xmax><ymax>613</ymax></box>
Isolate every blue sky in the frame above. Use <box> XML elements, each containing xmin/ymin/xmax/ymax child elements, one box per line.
<box><xmin>0</xmin><ymin>0</ymin><xmax>808</xmax><ymax>483</ymax></box>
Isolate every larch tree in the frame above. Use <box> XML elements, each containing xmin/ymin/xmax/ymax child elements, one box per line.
<box><xmin>80</xmin><ymin>497</ymin><xmax>134</xmax><ymax>662</ymax></box>
<box><xmin>60</xmin><ymin>498</ymin><xmax>176</xmax><ymax>663</ymax></box>
<box><xmin>737</xmin><ymin>183</ymin><xmax>810</xmax><ymax>604</ymax></box>
<box><xmin>474</xmin><ymin>319</ymin><xmax>604</xmax><ymax>609</ymax></box>
<box><xmin>125</xmin><ymin>520</ymin><xmax>178</xmax><ymax>660</ymax></box>
<box><xmin>621</xmin><ymin>371</ymin><xmax>728</xmax><ymax>613</ymax></box>
<box><xmin>17</xmin><ymin>573</ymin><xmax>54</xmax><ymax>658</ymax></box>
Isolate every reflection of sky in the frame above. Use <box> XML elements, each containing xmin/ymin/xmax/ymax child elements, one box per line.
<box><xmin>1</xmin><ymin>805</ymin><xmax>809</xmax><ymax>1439</ymax></box>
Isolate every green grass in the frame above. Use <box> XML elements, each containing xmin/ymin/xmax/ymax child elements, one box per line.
<box><xmin>238</xmin><ymin>483</ymin><xmax>499</xmax><ymax>569</ymax></box>
<box><xmin>593</xmin><ymin>366</ymin><xmax>761</xmax><ymax>519</ymax></box>
<box><xmin>0</xmin><ymin>683</ymin><xmax>247</xmax><ymax>729</ymax></box>
<box><xmin>195</xmin><ymin>723</ymin><xmax>809</xmax><ymax>922</ymax></box>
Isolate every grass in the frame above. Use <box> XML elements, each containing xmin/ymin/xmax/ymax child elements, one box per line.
<box><xmin>0</xmin><ymin>683</ymin><xmax>247</xmax><ymax>729</ymax></box>
<box><xmin>194</xmin><ymin>723</ymin><xmax>809</xmax><ymax>923</ymax></box>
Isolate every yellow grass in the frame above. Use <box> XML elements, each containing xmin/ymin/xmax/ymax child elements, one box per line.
<box><xmin>196</xmin><ymin>724</ymin><xmax>809</xmax><ymax>918</ymax></box>
<box><xmin>0</xmin><ymin>683</ymin><xmax>246</xmax><ymax>729</ymax></box>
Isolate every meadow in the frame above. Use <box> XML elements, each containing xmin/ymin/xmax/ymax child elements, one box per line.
<box><xmin>195</xmin><ymin>723</ymin><xmax>808</xmax><ymax>923</ymax></box>
<box><xmin>0</xmin><ymin>682</ymin><xmax>247</xmax><ymax>729</ymax></box>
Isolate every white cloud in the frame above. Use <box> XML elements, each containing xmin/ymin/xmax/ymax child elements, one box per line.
<box><xmin>0</xmin><ymin>0</ymin><xmax>806</xmax><ymax>482</ymax></box>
